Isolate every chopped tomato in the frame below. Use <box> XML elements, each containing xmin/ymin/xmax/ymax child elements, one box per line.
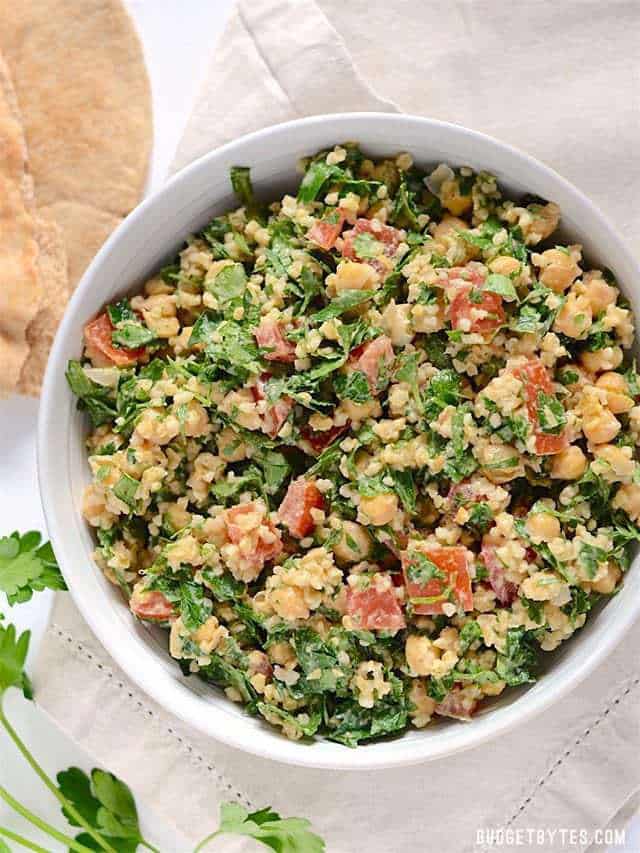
<box><xmin>129</xmin><ymin>588</ymin><xmax>174</xmax><ymax>622</ymax></box>
<box><xmin>253</xmin><ymin>320</ymin><xmax>296</xmax><ymax>363</ymax></box>
<box><xmin>300</xmin><ymin>422</ymin><xmax>348</xmax><ymax>454</ymax></box>
<box><xmin>515</xmin><ymin>358</ymin><xmax>569</xmax><ymax>455</ymax></box>
<box><xmin>346</xmin><ymin>577</ymin><xmax>406</xmax><ymax>631</ymax></box>
<box><xmin>252</xmin><ymin>376</ymin><xmax>293</xmax><ymax>439</ymax></box>
<box><xmin>278</xmin><ymin>478</ymin><xmax>324</xmax><ymax>538</ymax></box>
<box><xmin>349</xmin><ymin>335</ymin><xmax>395</xmax><ymax>394</ymax></box>
<box><xmin>435</xmin><ymin>688</ymin><xmax>479</xmax><ymax>720</ymax></box>
<box><xmin>307</xmin><ymin>210</ymin><xmax>345</xmax><ymax>250</ymax></box>
<box><xmin>401</xmin><ymin>545</ymin><xmax>473</xmax><ymax>615</ymax></box>
<box><xmin>224</xmin><ymin>501</ymin><xmax>283</xmax><ymax>568</ymax></box>
<box><xmin>480</xmin><ymin>544</ymin><xmax>517</xmax><ymax>606</ymax></box>
<box><xmin>84</xmin><ymin>312</ymin><xmax>146</xmax><ymax>367</ymax></box>
<box><xmin>448</xmin><ymin>284</ymin><xmax>505</xmax><ymax>335</ymax></box>
<box><xmin>342</xmin><ymin>218</ymin><xmax>403</xmax><ymax>261</ymax></box>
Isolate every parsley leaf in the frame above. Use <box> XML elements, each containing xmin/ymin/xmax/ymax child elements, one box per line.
<box><xmin>495</xmin><ymin>627</ymin><xmax>538</xmax><ymax>686</ymax></box>
<box><xmin>484</xmin><ymin>273</ymin><xmax>518</xmax><ymax>302</ymax></box>
<box><xmin>536</xmin><ymin>391</ymin><xmax>566</xmax><ymax>435</ymax></box>
<box><xmin>334</xmin><ymin>370</ymin><xmax>371</xmax><ymax>404</ymax></box>
<box><xmin>0</xmin><ymin>620</ymin><xmax>32</xmax><ymax>698</ymax></box>
<box><xmin>212</xmin><ymin>802</ymin><xmax>325</xmax><ymax>853</ymax></box>
<box><xmin>57</xmin><ymin>767</ymin><xmax>144</xmax><ymax>852</ymax></box>
<box><xmin>0</xmin><ymin>531</ymin><xmax>66</xmax><ymax>605</ymax></box>
<box><xmin>205</xmin><ymin>263</ymin><xmax>247</xmax><ymax>309</ymax></box>
<box><xmin>309</xmin><ymin>290</ymin><xmax>376</xmax><ymax>323</ymax></box>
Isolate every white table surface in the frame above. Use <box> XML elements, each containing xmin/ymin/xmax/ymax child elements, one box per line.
<box><xmin>1</xmin><ymin>2</ymin><xmax>639</xmax><ymax>851</ymax></box>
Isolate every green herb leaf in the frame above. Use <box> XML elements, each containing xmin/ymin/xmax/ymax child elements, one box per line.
<box><xmin>484</xmin><ymin>273</ymin><xmax>518</xmax><ymax>302</ymax></box>
<box><xmin>215</xmin><ymin>800</ymin><xmax>325</xmax><ymax>852</ymax></box>
<box><xmin>334</xmin><ymin>370</ymin><xmax>371</xmax><ymax>404</ymax></box>
<box><xmin>352</xmin><ymin>232</ymin><xmax>383</xmax><ymax>259</ymax></box>
<box><xmin>536</xmin><ymin>391</ymin><xmax>567</xmax><ymax>435</ymax></box>
<box><xmin>309</xmin><ymin>290</ymin><xmax>375</xmax><ymax>324</ymax></box>
<box><xmin>0</xmin><ymin>531</ymin><xmax>66</xmax><ymax>605</ymax></box>
<box><xmin>113</xmin><ymin>474</ymin><xmax>139</xmax><ymax>509</ymax></box>
<box><xmin>495</xmin><ymin>627</ymin><xmax>538</xmax><ymax>686</ymax></box>
<box><xmin>205</xmin><ymin>263</ymin><xmax>247</xmax><ymax>309</ymax></box>
<box><xmin>0</xmin><ymin>621</ymin><xmax>31</xmax><ymax>698</ymax></box>
<box><xmin>230</xmin><ymin>165</ymin><xmax>258</xmax><ymax>217</ymax></box>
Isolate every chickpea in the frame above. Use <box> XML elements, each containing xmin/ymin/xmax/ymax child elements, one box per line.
<box><xmin>613</xmin><ymin>483</ymin><xmax>640</xmax><ymax>522</ymax></box>
<box><xmin>440</xmin><ymin>179</ymin><xmax>472</xmax><ymax>216</ymax></box>
<box><xmin>533</xmin><ymin>248</ymin><xmax>580</xmax><ymax>292</ymax></box>
<box><xmin>595</xmin><ymin>372</ymin><xmax>634</xmax><ymax>413</ymax></box>
<box><xmin>270</xmin><ymin>586</ymin><xmax>309</xmax><ymax>621</ymax></box>
<box><xmin>139</xmin><ymin>293</ymin><xmax>180</xmax><ymax>338</ymax></box>
<box><xmin>182</xmin><ymin>400</ymin><xmax>210</xmax><ymax>437</ymax></box>
<box><xmin>593</xmin><ymin>444</ymin><xmax>635</xmax><ymax>482</ymax></box>
<box><xmin>579</xmin><ymin>272</ymin><xmax>617</xmax><ymax>314</ymax></box>
<box><xmin>217</xmin><ymin>427</ymin><xmax>247</xmax><ymax>462</ymax></box>
<box><xmin>433</xmin><ymin>214</ymin><xmax>468</xmax><ymax>241</ymax></box>
<box><xmin>550</xmin><ymin>446</ymin><xmax>588</xmax><ymax>480</ymax></box>
<box><xmin>332</xmin><ymin>521</ymin><xmax>372</xmax><ymax>564</ymax></box>
<box><xmin>581</xmin><ymin>397</ymin><xmax>621</xmax><ymax>445</ymax></box>
<box><xmin>338</xmin><ymin>398</ymin><xmax>382</xmax><ymax>424</ymax></box>
<box><xmin>525</xmin><ymin>512</ymin><xmax>561</xmax><ymax>543</ymax></box>
<box><xmin>382</xmin><ymin>302</ymin><xmax>414</xmax><ymax>346</ymax></box>
<box><xmin>580</xmin><ymin>346</ymin><xmax>623</xmax><ymax>374</ymax></box>
<box><xmin>477</xmin><ymin>442</ymin><xmax>523</xmax><ymax>484</ymax></box>
<box><xmin>553</xmin><ymin>292</ymin><xmax>592</xmax><ymax>338</ymax></box>
<box><xmin>331</xmin><ymin>260</ymin><xmax>380</xmax><ymax>294</ymax></box>
<box><xmin>405</xmin><ymin>635</ymin><xmax>439</xmax><ymax>677</ymax></box>
<box><xmin>165</xmin><ymin>502</ymin><xmax>191</xmax><ymax>532</ymax></box>
<box><xmin>527</xmin><ymin>202</ymin><xmax>560</xmax><ymax>244</ymax></box>
<box><xmin>359</xmin><ymin>492</ymin><xmax>399</xmax><ymax>526</ymax></box>
<box><xmin>489</xmin><ymin>255</ymin><xmax>521</xmax><ymax>276</ymax></box>
<box><xmin>589</xmin><ymin>563</ymin><xmax>621</xmax><ymax>594</ymax></box>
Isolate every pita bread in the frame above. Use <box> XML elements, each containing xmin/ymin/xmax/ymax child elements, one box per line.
<box><xmin>0</xmin><ymin>0</ymin><xmax>152</xmax><ymax>288</ymax></box>
<box><xmin>17</xmin><ymin>213</ymin><xmax>69</xmax><ymax>396</ymax></box>
<box><xmin>0</xmin><ymin>54</ymin><xmax>43</xmax><ymax>396</ymax></box>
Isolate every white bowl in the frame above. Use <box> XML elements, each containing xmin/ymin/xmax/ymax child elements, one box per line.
<box><xmin>38</xmin><ymin>113</ymin><xmax>640</xmax><ymax>770</ymax></box>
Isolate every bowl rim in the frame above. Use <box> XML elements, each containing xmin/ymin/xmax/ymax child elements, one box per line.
<box><xmin>37</xmin><ymin>111</ymin><xmax>640</xmax><ymax>770</ymax></box>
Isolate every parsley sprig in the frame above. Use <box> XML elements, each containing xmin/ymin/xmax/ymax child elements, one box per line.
<box><xmin>0</xmin><ymin>531</ymin><xmax>66</xmax><ymax>605</ymax></box>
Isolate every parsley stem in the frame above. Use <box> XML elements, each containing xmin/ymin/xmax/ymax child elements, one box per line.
<box><xmin>0</xmin><ymin>705</ymin><xmax>117</xmax><ymax>853</ymax></box>
<box><xmin>0</xmin><ymin>825</ymin><xmax>51</xmax><ymax>852</ymax></box>
<box><xmin>140</xmin><ymin>840</ymin><xmax>162</xmax><ymax>852</ymax></box>
<box><xmin>0</xmin><ymin>786</ymin><xmax>94</xmax><ymax>853</ymax></box>
<box><xmin>193</xmin><ymin>829</ymin><xmax>223</xmax><ymax>851</ymax></box>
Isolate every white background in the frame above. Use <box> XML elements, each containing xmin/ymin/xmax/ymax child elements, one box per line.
<box><xmin>0</xmin><ymin>1</ymin><xmax>638</xmax><ymax>851</ymax></box>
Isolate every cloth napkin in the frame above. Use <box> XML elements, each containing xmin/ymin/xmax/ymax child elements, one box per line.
<box><xmin>36</xmin><ymin>2</ymin><xmax>640</xmax><ymax>851</ymax></box>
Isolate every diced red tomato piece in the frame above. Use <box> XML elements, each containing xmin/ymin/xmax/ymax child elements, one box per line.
<box><xmin>253</xmin><ymin>320</ymin><xmax>296</xmax><ymax>363</ymax></box>
<box><xmin>129</xmin><ymin>588</ymin><xmax>174</xmax><ymax>622</ymax></box>
<box><xmin>252</xmin><ymin>376</ymin><xmax>294</xmax><ymax>439</ymax></box>
<box><xmin>84</xmin><ymin>312</ymin><xmax>146</xmax><ymax>367</ymax></box>
<box><xmin>515</xmin><ymin>358</ymin><xmax>569</xmax><ymax>455</ymax></box>
<box><xmin>346</xmin><ymin>576</ymin><xmax>406</xmax><ymax>631</ymax></box>
<box><xmin>342</xmin><ymin>218</ymin><xmax>403</xmax><ymax>261</ymax></box>
<box><xmin>307</xmin><ymin>210</ymin><xmax>345</xmax><ymax>250</ymax></box>
<box><xmin>300</xmin><ymin>422</ymin><xmax>348</xmax><ymax>454</ymax></box>
<box><xmin>278</xmin><ymin>478</ymin><xmax>324</xmax><ymax>538</ymax></box>
<box><xmin>435</xmin><ymin>688</ymin><xmax>479</xmax><ymax>720</ymax></box>
<box><xmin>349</xmin><ymin>335</ymin><xmax>395</xmax><ymax>394</ymax></box>
<box><xmin>480</xmin><ymin>544</ymin><xmax>518</xmax><ymax>606</ymax></box>
<box><xmin>401</xmin><ymin>545</ymin><xmax>473</xmax><ymax>615</ymax></box>
<box><xmin>224</xmin><ymin>501</ymin><xmax>283</xmax><ymax>572</ymax></box>
<box><xmin>448</xmin><ymin>284</ymin><xmax>505</xmax><ymax>335</ymax></box>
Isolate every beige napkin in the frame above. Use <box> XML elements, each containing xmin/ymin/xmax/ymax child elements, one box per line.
<box><xmin>36</xmin><ymin>2</ymin><xmax>640</xmax><ymax>851</ymax></box>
